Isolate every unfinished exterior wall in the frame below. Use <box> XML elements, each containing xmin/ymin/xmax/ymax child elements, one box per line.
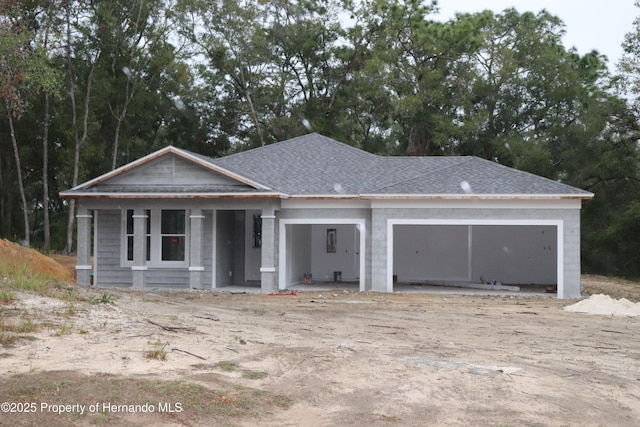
<box><xmin>370</xmin><ymin>204</ymin><xmax>583</xmax><ymax>299</ymax></box>
<box><xmin>278</xmin><ymin>206</ymin><xmax>372</xmax><ymax>290</ymax></box>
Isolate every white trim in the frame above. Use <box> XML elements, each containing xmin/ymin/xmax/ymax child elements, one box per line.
<box><xmin>260</xmin><ymin>267</ymin><xmax>276</xmax><ymax>273</ymax></box>
<box><xmin>211</xmin><ymin>210</ymin><xmax>217</xmax><ymax>289</ymax></box>
<box><xmin>93</xmin><ymin>211</ymin><xmax>98</xmax><ymax>285</ymax></box>
<box><xmin>390</xmin><ymin>219</ymin><xmax>563</xmax><ymax>226</ymax></box>
<box><xmin>75</xmin><ymin>265</ymin><xmax>92</xmax><ymax>270</ymax></box>
<box><xmin>287</xmin><ymin>195</ymin><xmax>362</xmax><ymax>200</ymax></box>
<box><xmin>120</xmin><ymin>208</ymin><xmax>190</xmax><ymax>269</ymax></box>
<box><xmin>76</xmin><ymin>214</ymin><xmax>93</xmax><ymax>218</ymax></box>
<box><xmin>363</xmin><ymin>193</ymin><xmax>593</xmax><ymax>200</ymax></box>
<box><xmin>467</xmin><ymin>226</ymin><xmax>473</xmax><ymax>282</ymax></box>
<box><xmin>61</xmin><ymin>191</ymin><xmax>283</xmax><ymax>199</ymax></box>
<box><xmin>282</xmin><ymin>199</ymin><xmax>370</xmax><ymax>209</ymax></box>
<box><xmin>371</xmin><ymin>199</ymin><xmax>583</xmax><ymax>210</ymax></box>
<box><xmin>131</xmin><ymin>266</ymin><xmax>148</xmax><ymax>271</ymax></box>
<box><xmin>386</xmin><ymin>219</ymin><xmax>564</xmax><ymax>297</ymax></box>
<box><xmin>189</xmin><ymin>266</ymin><xmax>205</xmax><ymax>272</ymax></box>
<box><xmin>189</xmin><ymin>215</ymin><xmax>206</xmax><ymax>219</ymax></box>
<box><xmin>279</xmin><ymin>218</ymin><xmax>366</xmax><ymax>292</ymax></box>
<box><xmin>261</xmin><ymin>215</ymin><xmax>276</xmax><ymax>219</ymax></box>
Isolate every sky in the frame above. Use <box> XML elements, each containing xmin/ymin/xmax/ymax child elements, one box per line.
<box><xmin>435</xmin><ymin>0</ymin><xmax>639</xmax><ymax>69</ymax></box>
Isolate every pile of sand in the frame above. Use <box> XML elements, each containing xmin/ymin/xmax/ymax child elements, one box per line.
<box><xmin>564</xmin><ymin>294</ymin><xmax>640</xmax><ymax>317</ymax></box>
<box><xmin>0</xmin><ymin>239</ymin><xmax>74</xmax><ymax>282</ymax></box>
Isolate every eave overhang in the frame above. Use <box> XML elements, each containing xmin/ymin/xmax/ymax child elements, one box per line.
<box><xmin>59</xmin><ymin>192</ymin><xmax>285</xmax><ymax>200</ymax></box>
<box><xmin>285</xmin><ymin>193</ymin><xmax>595</xmax><ymax>201</ymax></box>
<box><xmin>359</xmin><ymin>193</ymin><xmax>595</xmax><ymax>201</ymax></box>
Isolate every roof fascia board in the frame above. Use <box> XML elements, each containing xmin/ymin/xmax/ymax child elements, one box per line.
<box><xmin>360</xmin><ymin>193</ymin><xmax>594</xmax><ymax>200</ymax></box>
<box><xmin>59</xmin><ymin>192</ymin><xmax>284</xmax><ymax>200</ymax></box>
<box><xmin>371</xmin><ymin>198</ymin><xmax>583</xmax><ymax>210</ymax></box>
<box><xmin>287</xmin><ymin>193</ymin><xmax>593</xmax><ymax>200</ymax></box>
<box><xmin>68</xmin><ymin>146</ymin><xmax>174</xmax><ymax>191</ymax></box>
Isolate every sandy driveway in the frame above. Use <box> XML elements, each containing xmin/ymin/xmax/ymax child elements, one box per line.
<box><xmin>2</xmin><ymin>284</ymin><xmax>639</xmax><ymax>426</ymax></box>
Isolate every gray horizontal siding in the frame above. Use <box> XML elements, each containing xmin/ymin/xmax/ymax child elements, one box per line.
<box><xmin>145</xmin><ymin>269</ymin><xmax>190</xmax><ymax>287</ymax></box>
<box><xmin>95</xmin><ymin>208</ymin><xmax>209</xmax><ymax>289</ymax></box>
<box><xmin>96</xmin><ymin>210</ymin><xmax>133</xmax><ymax>286</ymax></box>
<box><xmin>106</xmin><ymin>154</ymin><xmax>240</xmax><ymax>187</ymax></box>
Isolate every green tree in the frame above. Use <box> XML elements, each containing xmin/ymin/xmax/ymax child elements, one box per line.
<box><xmin>0</xmin><ymin>0</ymin><xmax>61</xmax><ymax>247</ymax></box>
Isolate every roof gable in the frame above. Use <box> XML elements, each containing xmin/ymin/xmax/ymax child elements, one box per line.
<box><xmin>61</xmin><ymin>146</ymin><xmax>277</xmax><ymax>197</ymax></box>
<box><xmin>103</xmin><ymin>154</ymin><xmax>243</xmax><ymax>187</ymax></box>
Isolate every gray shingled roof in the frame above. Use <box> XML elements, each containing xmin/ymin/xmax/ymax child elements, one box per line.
<box><xmin>208</xmin><ymin>133</ymin><xmax>592</xmax><ymax>197</ymax></box>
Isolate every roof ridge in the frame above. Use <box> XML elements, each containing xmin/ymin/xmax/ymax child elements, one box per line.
<box><xmin>366</xmin><ymin>156</ymin><xmax>473</xmax><ymax>193</ymax></box>
<box><xmin>211</xmin><ymin>133</ymin><xmax>377</xmax><ymax>163</ymax></box>
<box><xmin>468</xmin><ymin>157</ymin><xmax>592</xmax><ymax>193</ymax></box>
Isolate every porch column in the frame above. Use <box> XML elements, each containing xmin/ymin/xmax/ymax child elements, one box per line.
<box><xmin>260</xmin><ymin>204</ymin><xmax>278</xmax><ymax>293</ymax></box>
<box><xmin>76</xmin><ymin>206</ymin><xmax>92</xmax><ymax>286</ymax></box>
<box><xmin>371</xmin><ymin>208</ymin><xmax>391</xmax><ymax>292</ymax></box>
<box><xmin>189</xmin><ymin>209</ymin><xmax>205</xmax><ymax>289</ymax></box>
<box><xmin>132</xmin><ymin>208</ymin><xmax>148</xmax><ymax>289</ymax></box>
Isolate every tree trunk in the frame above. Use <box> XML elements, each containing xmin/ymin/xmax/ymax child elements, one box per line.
<box><xmin>7</xmin><ymin>111</ymin><xmax>30</xmax><ymax>246</ymax></box>
<box><xmin>63</xmin><ymin>1</ymin><xmax>97</xmax><ymax>254</ymax></box>
<box><xmin>42</xmin><ymin>93</ymin><xmax>51</xmax><ymax>250</ymax></box>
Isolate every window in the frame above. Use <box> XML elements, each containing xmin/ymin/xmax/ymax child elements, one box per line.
<box><xmin>161</xmin><ymin>210</ymin><xmax>186</xmax><ymax>261</ymax></box>
<box><xmin>122</xmin><ymin>209</ymin><xmax>188</xmax><ymax>266</ymax></box>
<box><xmin>252</xmin><ymin>214</ymin><xmax>262</xmax><ymax>248</ymax></box>
<box><xmin>125</xmin><ymin>210</ymin><xmax>150</xmax><ymax>262</ymax></box>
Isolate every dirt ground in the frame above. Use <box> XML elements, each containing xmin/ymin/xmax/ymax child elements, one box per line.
<box><xmin>1</xmin><ymin>249</ymin><xmax>640</xmax><ymax>426</ymax></box>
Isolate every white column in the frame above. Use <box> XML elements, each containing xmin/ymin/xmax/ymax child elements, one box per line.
<box><xmin>76</xmin><ymin>206</ymin><xmax>92</xmax><ymax>285</ymax></box>
<box><xmin>260</xmin><ymin>203</ymin><xmax>277</xmax><ymax>293</ymax></box>
<box><xmin>131</xmin><ymin>208</ymin><xmax>148</xmax><ymax>289</ymax></box>
<box><xmin>189</xmin><ymin>209</ymin><xmax>205</xmax><ymax>289</ymax></box>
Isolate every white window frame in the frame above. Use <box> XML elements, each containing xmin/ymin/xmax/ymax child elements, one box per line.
<box><xmin>123</xmin><ymin>209</ymin><xmax>151</xmax><ymax>264</ymax></box>
<box><xmin>121</xmin><ymin>209</ymin><xmax>190</xmax><ymax>268</ymax></box>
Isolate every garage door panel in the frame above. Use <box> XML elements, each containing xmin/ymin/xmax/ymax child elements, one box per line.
<box><xmin>393</xmin><ymin>225</ymin><xmax>469</xmax><ymax>281</ymax></box>
<box><xmin>471</xmin><ymin>225</ymin><xmax>557</xmax><ymax>285</ymax></box>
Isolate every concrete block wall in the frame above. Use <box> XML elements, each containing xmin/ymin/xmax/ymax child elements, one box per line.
<box><xmin>278</xmin><ymin>208</ymin><xmax>372</xmax><ymax>290</ymax></box>
<box><xmin>370</xmin><ymin>206</ymin><xmax>583</xmax><ymax>298</ymax></box>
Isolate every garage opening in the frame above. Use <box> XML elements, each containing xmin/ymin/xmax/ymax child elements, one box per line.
<box><xmin>279</xmin><ymin>219</ymin><xmax>366</xmax><ymax>291</ymax></box>
<box><xmin>390</xmin><ymin>220</ymin><xmax>562</xmax><ymax>295</ymax></box>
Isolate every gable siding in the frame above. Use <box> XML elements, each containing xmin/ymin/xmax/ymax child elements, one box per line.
<box><xmin>106</xmin><ymin>155</ymin><xmax>241</xmax><ymax>187</ymax></box>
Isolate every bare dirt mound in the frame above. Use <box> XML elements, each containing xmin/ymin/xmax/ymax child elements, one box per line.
<box><xmin>0</xmin><ymin>239</ymin><xmax>74</xmax><ymax>282</ymax></box>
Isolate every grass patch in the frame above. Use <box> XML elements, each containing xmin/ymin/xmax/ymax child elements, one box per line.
<box><xmin>0</xmin><ymin>261</ymin><xmax>50</xmax><ymax>294</ymax></box>
<box><xmin>215</xmin><ymin>361</ymin><xmax>239</xmax><ymax>372</ymax></box>
<box><xmin>14</xmin><ymin>318</ymin><xmax>38</xmax><ymax>333</ymax></box>
<box><xmin>55</xmin><ymin>322</ymin><xmax>73</xmax><ymax>336</ymax></box>
<box><xmin>64</xmin><ymin>304</ymin><xmax>78</xmax><ymax>317</ymax></box>
<box><xmin>215</xmin><ymin>361</ymin><xmax>268</xmax><ymax>379</ymax></box>
<box><xmin>144</xmin><ymin>339</ymin><xmax>168</xmax><ymax>361</ymax></box>
<box><xmin>0</xmin><ymin>330</ymin><xmax>16</xmax><ymax>346</ymax></box>
<box><xmin>0</xmin><ymin>371</ymin><xmax>291</xmax><ymax>425</ymax></box>
<box><xmin>0</xmin><ymin>316</ymin><xmax>39</xmax><ymax>346</ymax></box>
<box><xmin>242</xmin><ymin>370</ymin><xmax>268</xmax><ymax>380</ymax></box>
<box><xmin>0</xmin><ymin>289</ymin><xmax>16</xmax><ymax>304</ymax></box>
<box><xmin>91</xmin><ymin>292</ymin><xmax>115</xmax><ymax>305</ymax></box>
